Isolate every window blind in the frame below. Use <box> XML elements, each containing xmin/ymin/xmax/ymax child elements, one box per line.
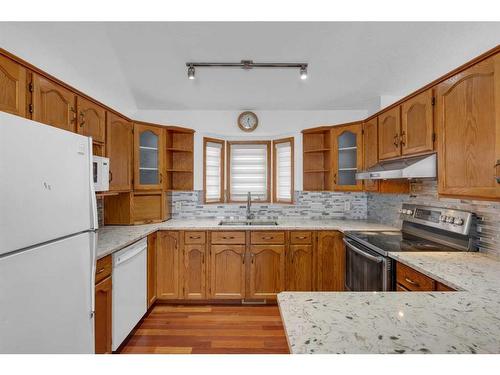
<box><xmin>275</xmin><ymin>141</ymin><xmax>292</xmax><ymax>201</ymax></box>
<box><xmin>205</xmin><ymin>141</ymin><xmax>223</xmax><ymax>202</ymax></box>
<box><xmin>229</xmin><ymin>143</ymin><xmax>268</xmax><ymax>201</ymax></box>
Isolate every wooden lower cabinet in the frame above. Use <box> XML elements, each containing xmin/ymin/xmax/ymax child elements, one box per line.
<box><xmin>286</xmin><ymin>244</ymin><xmax>313</xmax><ymax>291</ymax></box>
<box><xmin>156</xmin><ymin>231</ymin><xmax>180</xmax><ymax>300</ymax></box>
<box><xmin>147</xmin><ymin>232</ymin><xmax>157</xmax><ymax>308</ymax></box>
<box><xmin>396</xmin><ymin>261</ymin><xmax>456</xmax><ymax>292</ymax></box>
<box><xmin>248</xmin><ymin>245</ymin><xmax>286</xmax><ymax>299</ymax></box>
<box><xmin>316</xmin><ymin>231</ymin><xmax>345</xmax><ymax>291</ymax></box>
<box><xmin>94</xmin><ymin>275</ymin><xmax>112</xmax><ymax>354</ymax></box>
<box><xmin>209</xmin><ymin>245</ymin><xmax>246</xmax><ymax>299</ymax></box>
<box><xmin>183</xmin><ymin>244</ymin><xmax>207</xmax><ymax>299</ymax></box>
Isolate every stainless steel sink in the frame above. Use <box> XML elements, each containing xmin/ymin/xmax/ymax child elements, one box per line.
<box><xmin>218</xmin><ymin>220</ymin><xmax>278</xmax><ymax>226</ymax></box>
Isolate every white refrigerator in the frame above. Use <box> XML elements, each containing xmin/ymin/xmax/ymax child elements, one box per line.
<box><xmin>0</xmin><ymin>111</ymin><xmax>97</xmax><ymax>353</ymax></box>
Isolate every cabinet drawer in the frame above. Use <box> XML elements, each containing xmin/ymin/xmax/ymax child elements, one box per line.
<box><xmin>184</xmin><ymin>231</ymin><xmax>206</xmax><ymax>244</ymax></box>
<box><xmin>290</xmin><ymin>231</ymin><xmax>312</xmax><ymax>244</ymax></box>
<box><xmin>396</xmin><ymin>262</ymin><xmax>435</xmax><ymax>291</ymax></box>
<box><xmin>211</xmin><ymin>231</ymin><xmax>246</xmax><ymax>244</ymax></box>
<box><xmin>250</xmin><ymin>231</ymin><xmax>285</xmax><ymax>244</ymax></box>
<box><xmin>436</xmin><ymin>281</ymin><xmax>455</xmax><ymax>291</ymax></box>
<box><xmin>95</xmin><ymin>255</ymin><xmax>112</xmax><ymax>284</ymax></box>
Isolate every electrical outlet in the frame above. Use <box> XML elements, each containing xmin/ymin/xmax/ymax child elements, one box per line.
<box><xmin>174</xmin><ymin>202</ymin><xmax>182</xmax><ymax>211</ymax></box>
<box><xmin>344</xmin><ymin>201</ymin><xmax>351</xmax><ymax>211</ymax></box>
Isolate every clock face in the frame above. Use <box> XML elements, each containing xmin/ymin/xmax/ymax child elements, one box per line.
<box><xmin>238</xmin><ymin>111</ymin><xmax>258</xmax><ymax>132</ymax></box>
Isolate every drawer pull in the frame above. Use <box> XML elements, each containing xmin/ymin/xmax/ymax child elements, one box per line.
<box><xmin>296</xmin><ymin>236</ymin><xmax>307</xmax><ymax>239</ymax></box>
<box><xmin>262</xmin><ymin>236</ymin><xmax>274</xmax><ymax>240</ymax></box>
<box><xmin>404</xmin><ymin>277</ymin><xmax>419</xmax><ymax>287</ymax></box>
<box><xmin>223</xmin><ymin>236</ymin><xmax>235</xmax><ymax>239</ymax></box>
<box><xmin>96</xmin><ymin>268</ymin><xmax>106</xmax><ymax>274</ymax></box>
<box><xmin>189</xmin><ymin>236</ymin><xmax>201</xmax><ymax>239</ymax></box>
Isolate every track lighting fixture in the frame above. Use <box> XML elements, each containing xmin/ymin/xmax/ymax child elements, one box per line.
<box><xmin>186</xmin><ymin>60</ymin><xmax>308</xmax><ymax>80</ymax></box>
<box><xmin>187</xmin><ymin>65</ymin><xmax>195</xmax><ymax>80</ymax></box>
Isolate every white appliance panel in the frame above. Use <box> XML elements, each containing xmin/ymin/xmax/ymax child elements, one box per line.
<box><xmin>0</xmin><ymin>112</ymin><xmax>96</xmax><ymax>255</ymax></box>
<box><xmin>0</xmin><ymin>232</ymin><xmax>95</xmax><ymax>353</ymax></box>
<box><xmin>112</xmin><ymin>238</ymin><xmax>147</xmax><ymax>351</ymax></box>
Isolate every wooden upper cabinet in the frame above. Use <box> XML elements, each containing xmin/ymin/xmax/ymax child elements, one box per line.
<box><xmin>378</xmin><ymin>106</ymin><xmax>401</xmax><ymax>160</ymax></box>
<box><xmin>156</xmin><ymin>231</ymin><xmax>180</xmax><ymax>300</ymax></box>
<box><xmin>286</xmin><ymin>244</ymin><xmax>313</xmax><ymax>291</ymax></box>
<box><xmin>32</xmin><ymin>74</ymin><xmax>76</xmax><ymax>132</ymax></box>
<box><xmin>332</xmin><ymin>122</ymin><xmax>363</xmax><ymax>191</ymax></box>
<box><xmin>248</xmin><ymin>245</ymin><xmax>285</xmax><ymax>299</ymax></box>
<box><xmin>183</xmin><ymin>244</ymin><xmax>207</xmax><ymax>299</ymax></box>
<box><xmin>106</xmin><ymin>112</ymin><xmax>133</xmax><ymax>191</ymax></box>
<box><xmin>134</xmin><ymin>123</ymin><xmax>165</xmax><ymax>190</ymax></box>
<box><xmin>435</xmin><ymin>53</ymin><xmax>500</xmax><ymax>199</ymax></box>
<box><xmin>362</xmin><ymin>118</ymin><xmax>379</xmax><ymax>192</ymax></box>
<box><xmin>401</xmin><ymin>89</ymin><xmax>434</xmax><ymax>156</ymax></box>
<box><xmin>76</xmin><ymin>96</ymin><xmax>105</xmax><ymax>143</ymax></box>
<box><xmin>316</xmin><ymin>231</ymin><xmax>345</xmax><ymax>291</ymax></box>
<box><xmin>209</xmin><ymin>245</ymin><xmax>246</xmax><ymax>299</ymax></box>
<box><xmin>0</xmin><ymin>54</ymin><xmax>27</xmax><ymax>117</ymax></box>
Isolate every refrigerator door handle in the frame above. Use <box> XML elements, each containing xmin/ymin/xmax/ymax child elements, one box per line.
<box><xmin>90</xmin><ymin>231</ymin><xmax>97</xmax><ymax>320</ymax></box>
<box><xmin>88</xmin><ymin>138</ymin><xmax>98</xmax><ymax>230</ymax></box>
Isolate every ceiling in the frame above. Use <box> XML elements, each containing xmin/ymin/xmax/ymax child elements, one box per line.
<box><xmin>0</xmin><ymin>22</ymin><xmax>499</xmax><ymax>112</ymax></box>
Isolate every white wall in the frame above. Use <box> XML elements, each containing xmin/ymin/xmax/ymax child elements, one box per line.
<box><xmin>132</xmin><ymin>110</ymin><xmax>368</xmax><ymax>190</ymax></box>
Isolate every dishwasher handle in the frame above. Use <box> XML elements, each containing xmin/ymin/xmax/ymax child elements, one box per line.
<box><xmin>114</xmin><ymin>240</ymin><xmax>147</xmax><ymax>266</ymax></box>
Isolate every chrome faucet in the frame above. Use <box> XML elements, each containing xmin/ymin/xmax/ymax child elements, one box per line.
<box><xmin>246</xmin><ymin>192</ymin><xmax>254</xmax><ymax>220</ymax></box>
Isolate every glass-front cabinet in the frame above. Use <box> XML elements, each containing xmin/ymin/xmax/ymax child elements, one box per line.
<box><xmin>133</xmin><ymin>123</ymin><xmax>164</xmax><ymax>190</ymax></box>
<box><xmin>332</xmin><ymin>122</ymin><xmax>363</xmax><ymax>191</ymax></box>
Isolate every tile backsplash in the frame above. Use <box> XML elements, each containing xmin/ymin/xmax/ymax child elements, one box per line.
<box><xmin>368</xmin><ymin>180</ymin><xmax>500</xmax><ymax>256</ymax></box>
<box><xmin>170</xmin><ymin>190</ymin><xmax>367</xmax><ymax>220</ymax></box>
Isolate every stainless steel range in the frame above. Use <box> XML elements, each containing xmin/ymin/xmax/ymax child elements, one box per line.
<box><xmin>344</xmin><ymin>203</ymin><xmax>476</xmax><ymax>292</ymax></box>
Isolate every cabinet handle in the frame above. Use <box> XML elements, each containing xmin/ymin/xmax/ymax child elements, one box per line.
<box><xmin>404</xmin><ymin>277</ymin><xmax>419</xmax><ymax>287</ymax></box>
<box><xmin>296</xmin><ymin>236</ymin><xmax>307</xmax><ymax>240</ymax></box>
<box><xmin>223</xmin><ymin>236</ymin><xmax>235</xmax><ymax>240</ymax></box>
<box><xmin>109</xmin><ymin>170</ymin><xmax>113</xmax><ymax>182</ymax></box>
<box><xmin>262</xmin><ymin>236</ymin><xmax>274</xmax><ymax>240</ymax></box>
<box><xmin>96</xmin><ymin>268</ymin><xmax>105</xmax><ymax>274</ymax></box>
<box><xmin>393</xmin><ymin>134</ymin><xmax>399</xmax><ymax>147</ymax></box>
<box><xmin>159</xmin><ymin>172</ymin><xmax>163</xmax><ymax>183</ymax></box>
<box><xmin>241</xmin><ymin>253</ymin><xmax>245</xmax><ymax>264</ymax></box>
<box><xmin>70</xmin><ymin>107</ymin><xmax>77</xmax><ymax>123</ymax></box>
<box><xmin>79</xmin><ymin>112</ymin><xmax>85</xmax><ymax>127</ymax></box>
<box><xmin>333</xmin><ymin>173</ymin><xmax>337</xmax><ymax>184</ymax></box>
<box><xmin>251</xmin><ymin>253</ymin><xmax>255</xmax><ymax>264</ymax></box>
<box><xmin>400</xmin><ymin>131</ymin><xmax>406</xmax><ymax>146</ymax></box>
<box><xmin>190</xmin><ymin>236</ymin><xmax>201</xmax><ymax>239</ymax></box>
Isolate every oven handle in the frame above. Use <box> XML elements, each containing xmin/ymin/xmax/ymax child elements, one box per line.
<box><xmin>343</xmin><ymin>238</ymin><xmax>384</xmax><ymax>263</ymax></box>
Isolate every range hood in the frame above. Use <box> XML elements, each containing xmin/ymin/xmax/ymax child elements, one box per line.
<box><xmin>356</xmin><ymin>153</ymin><xmax>436</xmax><ymax>180</ymax></box>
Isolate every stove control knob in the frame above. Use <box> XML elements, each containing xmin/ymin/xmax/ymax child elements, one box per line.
<box><xmin>439</xmin><ymin>215</ymin><xmax>447</xmax><ymax>222</ymax></box>
<box><xmin>446</xmin><ymin>216</ymin><xmax>455</xmax><ymax>223</ymax></box>
<box><xmin>454</xmin><ymin>218</ymin><xmax>464</xmax><ymax>226</ymax></box>
<box><xmin>398</xmin><ymin>209</ymin><xmax>404</xmax><ymax>214</ymax></box>
<box><xmin>406</xmin><ymin>209</ymin><xmax>413</xmax><ymax>215</ymax></box>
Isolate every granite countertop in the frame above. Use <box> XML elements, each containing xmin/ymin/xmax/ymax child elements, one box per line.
<box><xmin>96</xmin><ymin>218</ymin><xmax>397</xmax><ymax>259</ymax></box>
<box><xmin>278</xmin><ymin>251</ymin><xmax>500</xmax><ymax>354</ymax></box>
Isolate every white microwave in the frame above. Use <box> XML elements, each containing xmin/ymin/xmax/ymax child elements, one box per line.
<box><xmin>93</xmin><ymin>156</ymin><xmax>110</xmax><ymax>192</ymax></box>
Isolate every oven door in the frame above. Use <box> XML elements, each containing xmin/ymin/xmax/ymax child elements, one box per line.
<box><xmin>344</xmin><ymin>238</ymin><xmax>392</xmax><ymax>291</ymax></box>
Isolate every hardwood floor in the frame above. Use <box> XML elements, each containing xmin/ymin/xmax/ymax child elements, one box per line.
<box><xmin>118</xmin><ymin>304</ymin><xmax>290</xmax><ymax>354</ymax></box>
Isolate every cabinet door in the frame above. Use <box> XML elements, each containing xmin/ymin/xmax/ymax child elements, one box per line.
<box><xmin>378</xmin><ymin>106</ymin><xmax>401</xmax><ymax>160</ymax></box>
<box><xmin>332</xmin><ymin>122</ymin><xmax>363</xmax><ymax>191</ymax></box>
<box><xmin>0</xmin><ymin>54</ymin><xmax>27</xmax><ymax>117</ymax></box>
<box><xmin>209</xmin><ymin>245</ymin><xmax>246</xmax><ymax>299</ymax></box>
<box><xmin>156</xmin><ymin>231</ymin><xmax>180</xmax><ymax>300</ymax></box>
<box><xmin>248</xmin><ymin>245</ymin><xmax>285</xmax><ymax>299</ymax></box>
<box><xmin>401</xmin><ymin>89</ymin><xmax>434</xmax><ymax>155</ymax></box>
<box><xmin>147</xmin><ymin>233</ymin><xmax>157</xmax><ymax>308</ymax></box>
<box><xmin>106</xmin><ymin>112</ymin><xmax>133</xmax><ymax>191</ymax></box>
<box><xmin>436</xmin><ymin>53</ymin><xmax>500</xmax><ymax>199</ymax></box>
<box><xmin>183</xmin><ymin>244</ymin><xmax>207</xmax><ymax>299</ymax></box>
<box><xmin>94</xmin><ymin>276</ymin><xmax>112</xmax><ymax>354</ymax></box>
<box><xmin>76</xmin><ymin>96</ymin><xmax>106</xmax><ymax>143</ymax></box>
<box><xmin>32</xmin><ymin>74</ymin><xmax>76</xmax><ymax>132</ymax></box>
<box><xmin>362</xmin><ymin>118</ymin><xmax>379</xmax><ymax>192</ymax></box>
<box><xmin>286</xmin><ymin>244</ymin><xmax>313</xmax><ymax>291</ymax></box>
<box><xmin>316</xmin><ymin>231</ymin><xmax>345</xmax><ymax>291</ymax></box>
<box><xmin>134</xmin><ymin>123</ymin><xmax>164</xmax><ymax>190</ymax></box>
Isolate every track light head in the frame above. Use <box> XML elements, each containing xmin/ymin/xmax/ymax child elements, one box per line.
<box><xmin>188</xmin><ymin>65</ymin><xmax>195</xmax><ymax>80</ymax></box>
<box><xmin>300</xmin><ymin>65</ymin><xmax>308</xmax><ymax>80</ymax></box>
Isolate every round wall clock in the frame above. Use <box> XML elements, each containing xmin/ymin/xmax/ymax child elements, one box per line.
<box><xmin>238</xmin><ymin>111</ymin><xmax>258</xmax><ymax>132</ymax></box>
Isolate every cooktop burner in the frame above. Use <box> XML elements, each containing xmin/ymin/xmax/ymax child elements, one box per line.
<box><xmin>345</xmin><ymin>230</ymin><xmax>462</xmax><ymax>256</ymax></box>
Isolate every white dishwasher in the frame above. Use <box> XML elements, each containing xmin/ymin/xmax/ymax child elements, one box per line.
<box><xmin>112</xmin><ymin>238</ymin><xmax>147</xmax><ymax>351</ymax></box>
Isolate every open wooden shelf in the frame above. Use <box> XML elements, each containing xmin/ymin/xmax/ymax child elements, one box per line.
<box><xmin>302</xmin><ymin>127</ymin><xmax>333</xmax><ymax>191</ymax></box>
<box><xmin>165</xmin><ymin>129</ymin><xmax>194</xmax><ymax>191</ymax></box>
